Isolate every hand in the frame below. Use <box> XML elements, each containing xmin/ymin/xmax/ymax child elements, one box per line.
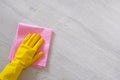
<box><xmin>0</xmin><ymin>33</ymin><xmax>44</xmax><ymax>80</ymax></box>
<box><xmin>13</xmin><ymin>33</ymin><xmax>44</xmax><ymax>68</ymax></box>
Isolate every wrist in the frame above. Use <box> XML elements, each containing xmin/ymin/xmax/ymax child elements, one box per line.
<box><xmin>0</xmin><ymin>61</ymin><xmax>24</xmax><ymax>80</ymax></box>
<box><xmin>11</xmin><ymin>60</ymin><xmax>25</xmax><ymax>69</ymax></box>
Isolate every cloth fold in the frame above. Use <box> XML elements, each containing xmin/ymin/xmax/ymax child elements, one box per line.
<box><xmin>8</xmin><ymin>23</ymin><xmax>53</xmax><ymax>68</ymax></box>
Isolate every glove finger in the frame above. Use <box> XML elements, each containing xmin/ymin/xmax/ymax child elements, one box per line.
<box><xmin>22</xmin><ymin>33</ymin><xmax>31</xmax><ymax>44</ymax></box>
<box><xmin>29</xmin><ymin>34</ymin><xmax>41</xmax><ymax>48</ymax></box>
<box><xmin>33</xmin><ymin>38</ymin><xmax>44</xmax><ymax>50</ymax></box>
<box><xmin>32</xmin><ymin>51</ymin><xmax>43</xmax><ymax>62</ymax></box>
<box><xmin>26</xmin><ymin>33</ymin><xmax>37</xmax><ymax>46</ymax></box>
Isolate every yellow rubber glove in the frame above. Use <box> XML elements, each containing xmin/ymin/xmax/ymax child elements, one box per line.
<box><xmin>0</xmin><ymin>33</ymin><xmax>44</xmax><ymax>80</ymax></box>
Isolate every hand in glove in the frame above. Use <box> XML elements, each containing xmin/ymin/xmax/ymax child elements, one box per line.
<box><xmin>0</xmin><ymin>33</ymin><xmax>44</xmax><ymax>80</ymax></box>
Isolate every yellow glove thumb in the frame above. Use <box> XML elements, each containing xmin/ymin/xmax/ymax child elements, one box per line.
<box><xmin>32</xmin><ymin>51</ymin><xmax>43</xmax><ymax>63</ymax></box>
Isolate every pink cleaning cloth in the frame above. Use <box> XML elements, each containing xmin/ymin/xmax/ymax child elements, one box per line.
<box><xmin>8</xmin><ymin>23</ymin><xmax>53</xmax><ymax>68</ymax></box>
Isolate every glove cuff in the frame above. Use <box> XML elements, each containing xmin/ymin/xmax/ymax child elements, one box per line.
<box><xmin>0</xmin><ymin>61</ymin><xmax>24</xmax><ymax>80</ymax></box>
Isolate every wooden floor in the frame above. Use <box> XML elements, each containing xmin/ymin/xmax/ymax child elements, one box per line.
<box><xmin>0</xmin><ymin>0</ymin><xmax>120</xmax><ymax>80</ymax></box>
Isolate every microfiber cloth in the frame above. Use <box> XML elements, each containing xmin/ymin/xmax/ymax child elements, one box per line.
<box><xmin>8</xmin><ymin>23</ymin><xmax>53</xmax><ymax>68</ymax></box>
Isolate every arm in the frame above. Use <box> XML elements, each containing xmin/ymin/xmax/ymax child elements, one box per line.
<box><xmin>0</xmin><ymin>33</ymin><xmax>44</xmax><ymax>80</ymax></box>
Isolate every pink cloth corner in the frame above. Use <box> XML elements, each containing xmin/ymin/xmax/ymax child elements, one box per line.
<box><xmin>8</xmin><ymin>23</ymin><xmax>53</xmax><ymax>68</ymax></box>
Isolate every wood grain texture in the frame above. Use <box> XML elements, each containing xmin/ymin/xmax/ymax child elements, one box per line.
<box><xmin>0</xmin><ymin>0</ymin><xmax>120</xmax><ymax>80</ymax></box>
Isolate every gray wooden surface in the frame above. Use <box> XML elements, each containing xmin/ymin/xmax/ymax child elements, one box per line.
<box><xmin>0</xmin><ymin>0</ymin><xmax>120</xmax><ymax>80</ymax></box>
